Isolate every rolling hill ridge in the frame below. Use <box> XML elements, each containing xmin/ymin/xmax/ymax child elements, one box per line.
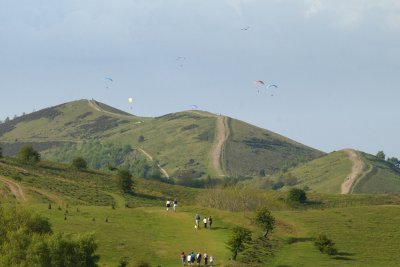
<box><xmin>0</xmin><ymin>99</ymin><xmax>324</xmax><ymax>180</ymax></box>
<box><xmin>282</xmin><ymin>149</ymin><xmax>400</xmax><ymax>194</ymax></box>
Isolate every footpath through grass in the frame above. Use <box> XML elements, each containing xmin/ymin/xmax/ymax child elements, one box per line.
<box><xmin>31</xmin><ymin>204</ymin><xmax>234</xmax><ymax>267</ymax></box>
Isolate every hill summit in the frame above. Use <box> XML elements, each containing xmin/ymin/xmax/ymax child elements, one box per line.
<box><xmin>0</xmin><ymin>99</ymin><xmax>324</xmax><ymax>180</ymax></box>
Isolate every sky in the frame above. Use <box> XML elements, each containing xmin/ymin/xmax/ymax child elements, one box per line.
<box><xmin>1</xmin><ymin>0</ymin><xmax>399</xmax><ymax>157</ymax></box>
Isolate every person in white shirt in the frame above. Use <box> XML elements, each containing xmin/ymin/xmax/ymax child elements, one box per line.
<box><xmin>203</xmin><ymin>217</ymin><xmax>207</xmax><ymax>228</ymax></box>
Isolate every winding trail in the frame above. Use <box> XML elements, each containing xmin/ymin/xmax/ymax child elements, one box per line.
<box><xmin>341</xmin><ymin>149</ymin><xmax>366</xmax><ymax>194</ymax></box>
<box><xmin>88</xmin><ymin>99</ymin><xmax>169</xmax><ymax>178</ymax></box>
<box><xmin>0</xmin><ymin>176</ymin><xmax>27</xmax><ymax>202</ymax></box>
<box><xmin>210</xmin><ymin>116</ymin><xmax>230</xmax><ymax>176</ymax></box>
<box><xmin>138</xmin><ymin>148</ymin><xmax>170</xmax><ymax>179</ymax></box>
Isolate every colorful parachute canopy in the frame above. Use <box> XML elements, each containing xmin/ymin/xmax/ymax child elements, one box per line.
<box><xmin>128</xmin><ymin>97</ymin><xmax>133</xmax><ymax>103</ymax></box>
<box><xmin>254</xmin><ymin>80</ymin><xmax>265</xmax><ymax>85</ymax></box>
<box><xmin>190</xmin><ymin>105</ymin><xmax>199</xmax><ymax>109</ymax></box>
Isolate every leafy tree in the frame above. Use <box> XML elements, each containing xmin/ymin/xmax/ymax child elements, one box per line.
<box><xmin>227</xmin><ymin>226</ymin><xmax>252</xmax><ymax>260</ymax></box>
<box><xmin>288</xmin><ymin>188</ymin><xmax>307</xmax><ymax>203</ymax></box>
<box><xmin>117</xmin><ymin>169</ymin><xmax>133</xmax><ymax>194</ymax></box>
<box><xmin>376</xmin><ymin>151</ymin><xmax>386</xmax><ymax>161</ymax></box>
<box><xmin>314</xmin><ymin>234</ymin><xmax>337</xmax><ymax>255</ymax></box>
<box><xmin>0</xmin><ymin>145</ymin><xmax>2</xmax><ymax>158</ymax></box>
<box><xmin>387</xmin><ymin>157</ymin><xmax>400</xmax><ymax>169</ymax></box>
<box><xmin>254</xmin><ymin>207</ymin><xmax>275</xmax><ymax>238</ymax></box>
<box><xmin>18</xmin><ymin>145</ymin><xmax>40</xmax><ymax>163</ymax></box>
<box><xmin>0</xmin><ymin>206</ymin><xmax>99</xmax><ymax>267</ymax></box>
<box><xmin>72</xmin><ymin>157</ymin><xmax>88</xmax><ymax>170</ymax></box>
<box><xmin>259</xmin><ymin>169</ymin><xmax>266</xmax><ymax>177</ymax></box>
<box><xmin>4</xmin><ymin>117</ymin><xmax>10</xmax><ymax>123</ymax></box>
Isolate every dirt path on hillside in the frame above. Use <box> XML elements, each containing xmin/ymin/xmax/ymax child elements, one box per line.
<box><xmin>0</xmin><ymin>176</ymin><xmax>27</xmax><ymax>202</ymax></box>
<box><xmin>87</xmin><ymin>99</ymin><xmax>134</xmax><ymax>119</ymax></box>
<box><xmin>341</xmin><ymin>149</ymin><xmax>366</xmax><ymax>194</ymax></box>
<box><xmin>137</xmin><ymin>148</ymin><xmax>170</xmax><ymax>179</ymax></box>
<box><xmin>210</xmin><ymin>116</ymin><xmax>229</xmax><ymax>176</ymax></box>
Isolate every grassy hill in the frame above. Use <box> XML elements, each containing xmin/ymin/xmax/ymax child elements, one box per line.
<box><xmin>1</xmin><ymin>157</ymin><xmax>400</xmax><ymax>266</ymax></box>
<box><xmin>281</xmin><ymin>149</ymin><xmax>400</xmax><ymax>194</ymax></box>
<box><xmin>0</xmin><ymin>99</ymin><xmax>324</xmax><ymax>181</ymax></box>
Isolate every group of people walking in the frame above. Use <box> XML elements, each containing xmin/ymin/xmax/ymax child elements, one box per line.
<box><xmin>195</xmin><ymin>214</ymin><xmax>212</xmax><ymax>229</ymax></box>
<box><xmin>166</xmin><ymin>198</ymin><xmax>178</xmax><ymax>212</ymax></box>
<box><xmin>181</xmin><ymin>251</ymin><xmax>214</xmax><ymax>266</ymax></box>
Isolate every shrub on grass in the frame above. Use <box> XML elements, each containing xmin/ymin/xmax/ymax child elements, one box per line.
<box><xmin>254</xmin><ymin>207</ymin><xmax>275</xmax><ymax>238</ymax></box>
<box><xmin>72</xmin><ymin>157</ymin><xmax>87</xmax><ymax>170</ymax></box>
<box><xmin>227</xmin><ymin>226</ymin><xmax>252</xmax><ymax>261</ymax></box>
<box><xmin>117</xmin><ymin>169</ymin><xmax>134</xmax><ymax>194</ymax></box>
<box><xmin>314</xmin><ymin>234</ymin><xmax>337</xmax><ymax>255</ymax></box>
<box><xmin>287</xmin><ymin>188</ymin><xmax>307</xmax><ymax>203</ymax></box>
<box><xmin>18</xmin><ymin>145</ymin><xmax>40</xmax><ymax>163</ymax></box>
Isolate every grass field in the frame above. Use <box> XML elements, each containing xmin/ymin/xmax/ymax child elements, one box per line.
<box><xmin>2</xmin><ymin>158</ymin><xmax>400</xmax><ymax>266</ymax></box>
<box><xmin>272</xmin><ymin>205</ymin><xmax>400</xmax><ymax>267</ymax></box>
<box><xmin>31</xmin><ymin>204</ymin><xmax>234</xmax><ymax>267</ymax></box>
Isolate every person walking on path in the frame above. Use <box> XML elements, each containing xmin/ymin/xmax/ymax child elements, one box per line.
<box><xmin>181</xmin><ymin>252</ymin><xmax>186</xmax><ymax>266</ymax></box>
<box><xmin>166</xmin><ymin>200</ymin><xmax>171</xmax><ymax>211</ymax></box>
<box><xmin>190</xmin><ymin>252</ymin><xmax>196</xmax><ymax>266</ymax></box>
<box><xmin>203</xmin><ymin>217</ymin><xmax>207</xmax><ymax>229</ymax></box>
<box><xmin>208</xmin><ymin>216</ymin><xmax>213</xmax><ymax>229</ymax></box>
<box><xmin>195</xmin><ymin>214</ymin><xmax>201</xmax><ymax>229</ymax></box>
<box><xmin>209</xmin><ymin>255</ymin><xmax>214</xmax><ymax>267</ymax></box>
<box><xmin>196</xmin><ymin>252</ymin><xmax>202</xmax><ymax>266</ymax></box>
<box><xmin>204</xmin><ymin>253</ymin><xmax>208</xmax><ymax>265</ymax></box>
<box><xmin>173</xmin><ymin>198</ymin><xmax>178</xmax><ymax>212</ymax></box>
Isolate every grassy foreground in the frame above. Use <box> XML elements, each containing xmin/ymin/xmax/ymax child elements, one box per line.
<box><xmin>20</xmin><ymin>202</ymin><xmax>400</xmax><ymax>267</ymax></box>
<box><xmin>1</xmin><ymin>158</ymin><xmax>400</xmax><ymax>266</ymax></box>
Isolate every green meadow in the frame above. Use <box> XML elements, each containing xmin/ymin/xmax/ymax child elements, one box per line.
<box><xmin>1</xmin><ymin>157</ymin><xmax>400</xmax><ymax>266</ymax></box>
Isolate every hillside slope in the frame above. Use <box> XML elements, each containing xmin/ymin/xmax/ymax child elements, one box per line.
<box><xmin>0</xmin><ymin>99</ymin><xmax>324</xmax><ymax>179</ymax></box>
<box><xmin>286</xmin><ymin>149</ymin><xmax>400</xmax><ymax>194</ymax></box>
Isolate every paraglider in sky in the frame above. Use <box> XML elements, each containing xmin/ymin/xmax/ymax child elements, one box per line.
<box><xmin>241</xmin><ymin>26</ymin><xmax>250</xmax><ymax>31</ymax></box>
<box><xmin>254</xmin><ymin>80</ymin><xmax>265</xmax><ymax>93</ymax></box>
<box><xmin>128</xmin><ymin>97</ymin><xmax>133</xmax><ymax>110</ymax></box>
<box><xmin>176</xmin><ymin>56</ymin><xmax>187</xmax><ymax>68</ymax></box>
<box><xmin>189</xmin><ymin>105</ymin><xmax>199</xmax><ymax>109</ymax></box>
<box><xmin>104</xmin><ymin>77</ymin><xmax>113</xmax><ymax>89</ymax></box>
<box><xmin>254</xmin><ymin>80</ymin><xmax>278</xmax><ymax>95</ymax></box>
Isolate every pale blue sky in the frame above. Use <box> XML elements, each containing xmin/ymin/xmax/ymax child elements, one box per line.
<box><xmin>1</xmin><ymin>0</ymin><xmax>399</xmax><ymax>157</ymax></box>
